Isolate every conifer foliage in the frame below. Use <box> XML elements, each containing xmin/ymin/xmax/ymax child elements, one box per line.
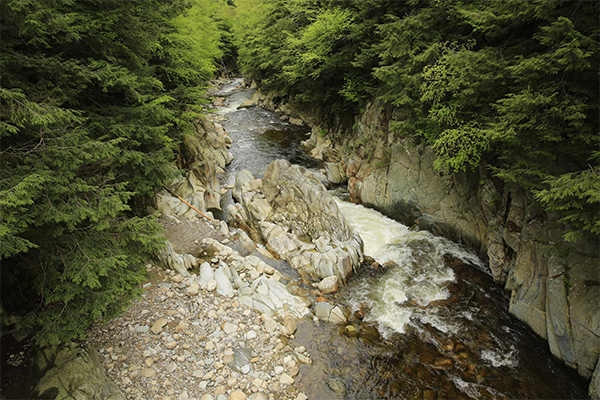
<box><xmin>235</xmin><ymin>0</ymin><xmax>599</xmax><ymax>242</ymax></box>
<box><xmin>0</xmin><ymin>0</ymin><xmax>229</xmax><ymax>343</ymax></box>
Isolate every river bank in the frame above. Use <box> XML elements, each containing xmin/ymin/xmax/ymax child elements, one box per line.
<box><xmin>86</xmin><ymin>217</ymin><xmax>311</xmax><ymax>400</ymax></box>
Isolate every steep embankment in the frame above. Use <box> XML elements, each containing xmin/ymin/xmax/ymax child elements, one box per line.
<box><xmin>250</xmin><ymin>88</ymin><xmax>600</xmax><ymax>397</ymax></box>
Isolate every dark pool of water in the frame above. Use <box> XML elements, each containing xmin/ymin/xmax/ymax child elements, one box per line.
<box><xmin>289</xmin><ymin>259</ymin><xmax>589</xmax><ymax>399</ymax></box>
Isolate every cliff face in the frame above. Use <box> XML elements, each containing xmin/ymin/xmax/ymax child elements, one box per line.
<box><xmin>253</xmin><ymin>90</ymin><xmax>600</xmax><ymax>396</ymax></box>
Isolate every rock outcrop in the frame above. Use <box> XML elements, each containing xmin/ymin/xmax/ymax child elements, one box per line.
<box><xmin>255</xmin><ymin>89</ymin><xmax>600</xmax><ymax>397</ymax></box>
<box><xmin>227</xmin><ymin>159</ymin><xmax>364</xmax><ymax>285</ymax></box>
<box><xmin>32</xmin><ymin>341</ymin><xmax>126</xmax><ymax>400</ymax></box>
<box><xmin>156</xmin><ymin>116</ymin><xmax>233</xmax><ymax>219</ymax></box>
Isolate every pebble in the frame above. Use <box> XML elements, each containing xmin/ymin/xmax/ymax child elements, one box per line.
<box><xmin>229</xmin><ymin>390</ymin><xmax>247</xmax><ymax>400</ymax></box>
<box><xmin>87</xmin><ymin>264</ymin><xmax>311</xmax><ymax>400</ymax></box>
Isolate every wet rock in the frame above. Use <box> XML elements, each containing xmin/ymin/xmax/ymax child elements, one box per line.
<box><xmin>345</xmin><ymin>325</ymin><xmax>358</xmax><ymax>337</ymax></box>
<box><xmin>359</xmin><ymin>323</ymin><xmax>381</xmax><ymax>343</ymax></box>
<box><xmin>281</xmin><ymin>315</ymin><xmax>297</xmax><ymax>336</ymax></box>
<box><xmin>279</xmin><ymin>373</ymin><xmax>294</xmax><ymax>385</ymax></box>
<box><xmin>327</xmin><ymin>378</ymin><xmax>346</xmax><ymax>395</ymax></box>
<box><xmin>315</xmin><ymin>301</ymin><xmax>332</xmax><ymax>320</ymax></box>
<box><xmin>329</xmin><ymin>306</ymin><xmax>347</xmax><ymax>324</ymax></box>
<box><xmin>432</xmin><ymin>358</ymin><xmax>453</xmax><ymax>370</ymax></box>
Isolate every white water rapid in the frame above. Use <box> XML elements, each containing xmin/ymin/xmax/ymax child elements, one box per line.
<box><xmin>334</xmin><ymin>198</ymin><xmax>486</xmax><ymax>339</ymax></box>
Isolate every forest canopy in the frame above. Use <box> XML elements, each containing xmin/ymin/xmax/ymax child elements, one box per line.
<box><xmin>0</xmin><ymin>0</ymin><xmax>234</xmax><ymax>344</ymax></box>
<box><xmin>234</xmin><ymin>0</ymin><xmax>600</xmax><ymax>243</ymax></box>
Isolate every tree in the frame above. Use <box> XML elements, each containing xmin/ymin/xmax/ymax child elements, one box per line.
<box><xmin>0</xmin><ymin>0</ymin><xmax>225</xmax><ymax>343</ymax></box>
<box><xmin>233</xmin><ymin>0</ymin><xmax>600</xmax><ymax>242</ymax></box>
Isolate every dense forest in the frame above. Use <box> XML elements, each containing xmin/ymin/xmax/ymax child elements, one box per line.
<box><xmin>234</xmin><ymin>0</ymin><xmax>599</xmax><ymax>242</ymax></box>
<box><xmin>1</xmin><ymin>0</ymin><xmax>598</xmax><ymax>344</ymax></box>
<box><xmin>0</xmin><ymin>0</ymin><xmax>237</xmax><ymax>343</ymax></box>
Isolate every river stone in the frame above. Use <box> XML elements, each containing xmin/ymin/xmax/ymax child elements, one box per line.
<box><xmin>327</xmin><ymin>378</ymin><xmax>346</xmax><ymax>395</ymax></box>
<box><xmin>223</xmin><ymin>322</ymin><xmax>238</xmax><ymax>335</ymax></box>
<box><xmin>199</xmin><ymin>262</ymin><xmax>215</xmax><ymax>285</ymax></box>
<box><xmin>318</xmin><ymin>275</ymin><xmax>339</xmax><ymax>294</ymax></box>
<box><xmin>32</xmin><ymin>342</ymin><xmax>126</xmax><ymax>400</ymax></box>
<box><xmin>215</xmin><ymin>265</ymin><xmax>234</xmax><ymax>297</ymax></box>
<box><xmin>281</xmin><ymin>315</ymin><xmax>297</xmax><ymax>336</ymax></box>
<box><xmin>279</xmin><ymin>373</ymin><xmax>294</xmax><ymax>385</ymax></box>
<box><xmin>315</xmin><ymin>302</ymin><xmax>332</xmax><ymax>320</ymax></box>
<box><xmin>329</xmin><ymin>306</ymin><xmax>347</xmax><ymax>324</ymax></box>
<box><xmin>229</xmin><ymin>390</ymin><xmax>247</xmax><ymax>400</ymax></box>
<box><xmin>187</xmin><ymin>282</ymin><xmax>200</xmax><ymax>296</ymax></box>
<box><xmin>232</xmin><ymin>347</ymin><xmax>252</xmax><ymax>370</ymax></box>
<box><xmin>262</xmin><ymin>314</ymin><xmax>280</xmax><ymax>334</ymax></box>
<box><xmin>249</xmin><ymin>393</ymin><xmax>268</xmax><ymax>400</ymax></box>
<box><xmin>206</xmin><ymin>279</ymin><xmax>217</xmax><ymax>291</ymax></box>
<box><xmin>151</xmin><ymin>318</ymin><xmax>169</xmax><ymax>334</ymax></box>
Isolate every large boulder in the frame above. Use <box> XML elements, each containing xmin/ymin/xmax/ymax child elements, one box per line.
<box><xmin>32</xmin><ymin>341</ymin><xmax>125</xmax><ymax>400</ymax></box>
<box><xmin>228</xmin><ymin>160</ymin><xmax>363</xmax><ymax>284</ymax></box>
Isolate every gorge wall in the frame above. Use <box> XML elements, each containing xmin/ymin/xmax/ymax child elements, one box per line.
<box><xmin>250</xmin><ymin>88</ymin><xmax>600</xmax><ymax>397</ymax></box>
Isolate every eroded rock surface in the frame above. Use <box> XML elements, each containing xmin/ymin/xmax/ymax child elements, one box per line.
<box><xmin>32</xmin><ymin>342</ymin><xmax>126</xmax><ymax>400</ymax></box>
<box><xmin>227</xmin><ymin>159</ymin><xmax>363</xmax><ymax>285</ymax></box>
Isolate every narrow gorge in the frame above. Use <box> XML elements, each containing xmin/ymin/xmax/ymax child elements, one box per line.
<box><xmin>156</xmin><ymin>78</ymin><xmax>598</xmax><ymax>399</ymax></box>
<box><xmin>246</xmin><ymin>82</ymin><xmax>600</xmax><ymax>398</ymax></box>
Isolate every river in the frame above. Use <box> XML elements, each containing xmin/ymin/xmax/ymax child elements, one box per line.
<box><xmin>213</xmin><ymin>78</ymin><xmax>589</xmax><ymax>399</ymax></box>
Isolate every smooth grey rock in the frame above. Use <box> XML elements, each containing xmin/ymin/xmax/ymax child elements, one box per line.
<box><xmin>199</xmin><ymin>262</ymin><xmax>215</xmax><ymax>285</ymax></box>
<box><xmin>315</xmin><ymin>302</ymin><xmax>332</xmax><ymax>321</ymax></box>
<box><xmin>32</xmin><ymin>342</ymin><xmax>125</xmax><ymax>400</ymax></box>
<box><xmin>214</xmin><ymin>265</ymin><xmax>234</xmax><ymax>297</ymax></box>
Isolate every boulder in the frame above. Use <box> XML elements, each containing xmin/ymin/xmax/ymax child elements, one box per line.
<box><xmin>228</xmin><ymin>160</ymin><xmax>363</xmax><ymax>284</ymax></box>
<box><xmin>156</xmin><ymin>241</ymin><xmax>195</xmax><ymax>276</ymax></box>
<box><xmin>324</xmin><ymin>162</ymin><xmax>347</xmax><ymax>185</ymax></box>
<box><xmin>157</xmin><ymin>117</ymin><xmax>233</xmax><ymax>218</ymax></box>
<box><xmin>318</xmin><ymin>276</ymin><xmax>339</xmax><ymax>294</ymax></box>
<box><xmin>32</xmin><ymin>342</ymin><xmax>125</xmax><ymax>400</ymax></box>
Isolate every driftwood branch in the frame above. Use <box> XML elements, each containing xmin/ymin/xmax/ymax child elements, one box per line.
<box><xmin>162</xmin><ymin>185</ymin><xmax>213</xmax><ymax>222</ymax></box>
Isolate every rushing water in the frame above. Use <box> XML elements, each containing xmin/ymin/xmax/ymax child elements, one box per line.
<box><xmin>214</xmin><ymin>79</ymin><xmax>590</xmax><ymax>399</ymax></box>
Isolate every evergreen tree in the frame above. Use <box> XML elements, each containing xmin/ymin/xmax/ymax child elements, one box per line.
<box><xmin>233</xmin><ymin>0</ymin><xmax>599</xmax><ymax>242</ymax></box>
<box><xmin>0</xmin><ymin>0</ymin><xmax>226</xmax><ymax>343</ymax></box>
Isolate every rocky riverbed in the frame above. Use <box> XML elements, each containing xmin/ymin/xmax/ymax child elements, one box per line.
<box><xmin>85</xmin><ymin>217</ymin><xmax>312</xmax><ymax>400</ymax></box>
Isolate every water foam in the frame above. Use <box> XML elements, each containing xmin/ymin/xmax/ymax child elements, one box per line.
<box><xmin>335</xmin><ymin>197</ymin><xmax>484</xmax><ymax>336</ymax></box>
<box><xmin>480</xmin><ymin>346</ymin><xmax>518</xmax><ymax>368</ymax></box>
